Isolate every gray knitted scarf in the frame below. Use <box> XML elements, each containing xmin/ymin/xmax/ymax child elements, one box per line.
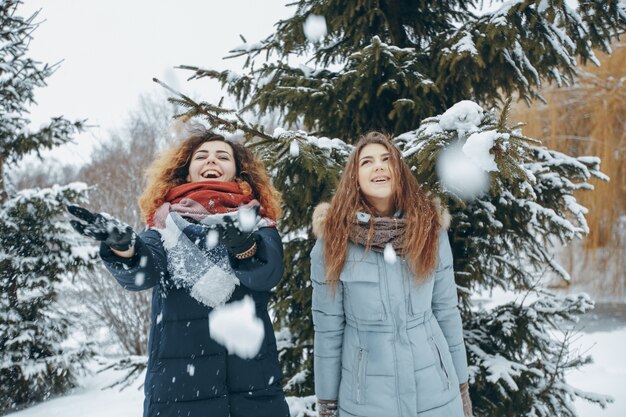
<box><xmin>152</xmin><ymin>197</ymin><xmax>274</xmax><ymax>308</ymax></box>
<box><xmin>349</xmin><ymin>215</ymin><xmax>406</xmax><ymax>254</ymax></box>
<box><xmin>156</xmin><ymin>211</ymin><xmax>239</xmax><ymax>308</ymax></box>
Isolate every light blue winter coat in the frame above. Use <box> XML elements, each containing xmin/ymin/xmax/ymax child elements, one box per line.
<box><xmin>311</xmin><ymin>206</ymin><xmax>468</xmax><ymax>417</ymax></box>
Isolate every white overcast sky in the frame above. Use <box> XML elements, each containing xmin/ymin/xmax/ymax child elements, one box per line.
<box><xmin>19</xmin><ymin>0</ymin><xmax>293</xmax><ymax>167</ymax></box>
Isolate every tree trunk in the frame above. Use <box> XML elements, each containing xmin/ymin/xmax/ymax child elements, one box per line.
<box><xmin>382</xmin><ymin>0</ymin><xmax>408</xmax><ymax>47</ymax></box>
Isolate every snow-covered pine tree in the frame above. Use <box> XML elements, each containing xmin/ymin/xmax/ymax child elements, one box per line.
<box><xmin>0</xmin><ymin>0</ymin><xmax>93</xmax><ymax>412</ymax></box>
<box><xmin>160</xmin><ymin>0</ymin><xmax>624</xmax><ymax>412</ymax></box>
<box><xmin>181</xmin><ymin>0</ymin><xmax>624</xmax><ymax>139</ymax></box>
<box><xmin>401</xmin><ymin>100</ymin><xmax>612</xmax><ymax>416</ymax></box>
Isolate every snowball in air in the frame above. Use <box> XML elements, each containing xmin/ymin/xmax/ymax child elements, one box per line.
<box><xmin>463</xmin><ymin>131</ymin><xmax>499</xmax><ymax>172</ymax></box>
<box><xmin>134</xmin><ymin>272</ymin><xmax>145</xmax><ymax>287</ymax></box>
<box><xmin>209</xmin><ymin>296</ymin><xmax>265</xmax><ymax>359</ymax></box>
<box><xmin>206</xmin><ymin>229</ymin><xmax>219</xmax><ymax>249</ymax></box>
<box><xmin>238</xmin><ymin>206</ymin><xmax>258</xmax><ymax>232</ymax></box>
<box><xmin>303</xmin><ymin>15</ymin><xmax>327</xmax><ymax>43</ymax></box>
<box><xmin>384</xmin><ymin>243</ymin><xmax>397</xmax><ymax>264</ymax></box>
<box><xmin>437</xmin><ymin>144</ymin><xmax>490</xmax><ymax>200</ymax></box>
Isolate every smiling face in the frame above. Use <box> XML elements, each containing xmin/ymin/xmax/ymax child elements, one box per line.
<box><xmin>186</xmin><ymin>140</ymin><xmax>237</xmax><ymax>183</ymax></box>
<box><xmin>357</xmin><ymin>143</ymin><xmax>395</xmax><ymax>216</ymax></box>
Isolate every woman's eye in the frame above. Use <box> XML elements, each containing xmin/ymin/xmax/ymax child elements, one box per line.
<box><xmin>361</xmin><ymin>160</ymin><xmax>371</xmax><ymax>166</ymax></box>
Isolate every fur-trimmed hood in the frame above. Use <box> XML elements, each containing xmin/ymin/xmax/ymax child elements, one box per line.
<box><xmin>311</xmin><ymin>198</ymin><xmax>451</xmax><ymax>238</ymax></box>
<box><xmin>311</xmin><ymin>202</ymin><xmax>331</xmax><ymax>239</ymax></box>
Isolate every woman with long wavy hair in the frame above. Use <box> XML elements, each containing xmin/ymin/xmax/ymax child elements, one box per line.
<box><xmin>68</xmin><ymin>130</ymin><xmax>289</xmax><ymax>417</ymax></box>
<box><xmin>311</xmin><ymin>132</ymin><xmax>472</xmax><ymax>417</ymax></box>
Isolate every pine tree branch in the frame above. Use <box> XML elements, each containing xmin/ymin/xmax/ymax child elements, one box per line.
<box><xmin>97</xmin><ymin>356</ymin><xmax>147</xmax><ymax>392</ymax></box>
<box><xmin>175</xmin><ymin>65</ymin><xmax>223</xmax><ymax>82</ymax></box>
<box><xmin>497</xmin><ymin>97</ymin><xmax>513</xmax><ymax>130</ymax></box>
<box><xmin>536</xmin><ymin>330</ymin><xmax>574</xmax><ymax>399</ymax></box>
<box><xmin>152</xmin><ymin>78</ymin><xmax>273</xmax><ymax>141</ymax></box>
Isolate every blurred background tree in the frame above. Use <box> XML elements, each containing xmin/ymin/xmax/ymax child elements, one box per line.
<box><xmin>511</xmin><ymin>45</ymin><xmax>625</xmax><ymax>300</ymax></box>
<box><xmin>13</xmin><ymin>94</ymin><xmax>176</xmax><ymax>389</ymax></box>
<box><xmin>0</xmin><ymin>0</ymin><xmax>92</xmax><ymax>413</ymax></box>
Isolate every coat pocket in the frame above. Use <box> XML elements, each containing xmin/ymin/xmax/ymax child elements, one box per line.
<box><xmin>407</xmin><ymin>272</ymin><xmax>434</xmax><ymax>317</ymax></box>
<box><xmin>428</xmin><ymin>336</ymin><xmax>451</xmax><ymax>391</ymax></box>
<box><xmin>353</xmin><ymin>348</ymin><xmax>368</xmax><ymax>404</ymax></box>
<box><xmin>340</xmin><ymin>260</ymin><xmax>386</xmax><ymax>323</ymax></box>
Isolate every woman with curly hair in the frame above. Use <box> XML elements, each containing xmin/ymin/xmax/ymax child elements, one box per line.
<box><xmin>69</xmin><ymin>130</ymin><xmax>289</xmax><ymax>417</ymax></box>
<box><xmin>311</xmin><ymin>132</ymin><xmax>472</xmax><ymax>417</ymax></box>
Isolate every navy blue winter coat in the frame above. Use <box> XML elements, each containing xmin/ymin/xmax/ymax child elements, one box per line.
<box><xmin>100</xmin><ymin>226</ymin><xmax>290</xmax><ymax>417</ymax></box>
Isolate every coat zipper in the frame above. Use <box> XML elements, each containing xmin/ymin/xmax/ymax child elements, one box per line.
<box><xmin>430</xmin><ymin>337</ymin><xmax>451</xmax><ymax>390</ymax></box>
<box><xmin>380</xmin><ymin>253</ymin><xmax>403</xmax><ymax>414</ymax></box>
<box><xmin>355</xmin><ymin>348</ymin><xmax>367</xmax><ymax>404</ymax></box>
<box><xmin>400</xmin><ymin>260</ymin><xmax>414</xmax><ymax>316</ymax></box>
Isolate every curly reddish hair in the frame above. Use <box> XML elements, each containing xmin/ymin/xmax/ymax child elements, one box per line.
<box><xmin>139</xmin><ymin>131</ymin><xmax>282</xmax><ymax>224</ymax></box>
<box><xmin>323</xmin><ymin>131</ymin><xmax>441</xmax><ymax>287</ymax></box>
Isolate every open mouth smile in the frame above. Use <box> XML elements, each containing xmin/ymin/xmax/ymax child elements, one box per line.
<box><xmin>201</xmin><ymin>169</ymin><xmax>222</xmax><ymax>179</ymax></box>
<box><xmin>370</xmin><ymin>176</ymin><xmax>390</xmax><ymax>184</ymax></box>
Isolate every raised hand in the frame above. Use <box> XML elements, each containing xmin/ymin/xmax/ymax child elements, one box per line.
<box><xmin>219</xmin><ymin>214</ymin><xmax>257</xmax><ymax>259</ymax></box>
<box><xmin>67</xmin><ymin>205</ymin><xmax>136</xmax><ymax>251</ymax></box>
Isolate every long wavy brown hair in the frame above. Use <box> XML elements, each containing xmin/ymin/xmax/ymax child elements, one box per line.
<box><xmin>323</xmin><ymin>132</ymin><xmax>441</xmax><ymax>286</ymax></box>
<box><xmin>139</xmin><ymin>130</ymin><xmax>282</xmax><ymax>224</ymax></box>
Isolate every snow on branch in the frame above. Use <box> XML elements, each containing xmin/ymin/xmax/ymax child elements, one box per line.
<box><xmin>272</xmin><ymin>128</ymin><xmax>352</xmax><ymax>157</ymax></box>
<box><xmin>465</xmin><ymin>291</ymin><xmax>609</xmax><ymax>415</ymax></box>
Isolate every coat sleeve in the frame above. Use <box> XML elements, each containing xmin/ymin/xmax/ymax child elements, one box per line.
<box><xmin>99</xmin><ymin>229</ymin><xmax>169</xmax><ymax>291</ymax></box>
<box><xmin>311</xmin><ymin>239</ymin><xmax>345</xmax><ymax>401</ymax></box>
<box><xmin>431</xmin><ymin>228</ymin><xmax>469</xmax><ymax>384</ymax></box>
<box><xmin>228</xmin><ymin>227</ymin><xmax>284</xmax><ymax>292</ymax></box>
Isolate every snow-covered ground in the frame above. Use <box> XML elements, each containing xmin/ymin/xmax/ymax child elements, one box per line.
<box><xmin>7</xmin><ymin>359</ymin><xmax>144</xmax><ymax>417</ymax></box>
<box><xmin>565</xmin><ymin>328</ymin><xmax>626</xmax><ymax>417</ymax></box>
<box><xmin>7</xmin><ymin>325</ymin><xmax>625</xmax><ymax>417</ymax></box>
<box><xmin>5</xmin><ymin>357</ymin><xmax>317</xmax><ymax>417</ymax></box>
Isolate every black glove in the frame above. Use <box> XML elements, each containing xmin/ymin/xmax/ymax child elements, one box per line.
<box><xmin>67</xmin><ymin>205</ymin><xmax>136</xmax><ymax>251</ymax></box>
<box><xmin>219</xmin><ymin>215</ymin><xmax>256</xmax><ymax>257</ymax></box>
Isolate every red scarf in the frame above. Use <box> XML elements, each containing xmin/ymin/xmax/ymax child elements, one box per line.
<box><xmin>149</xmin><ymin>180</ymin><xmax>256</xmax><ymax>228</ymax></box>
<box><xmin>166</xmin><ymin>180</ymin><xmax>253</xmax><ymax>211</ymax></box>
